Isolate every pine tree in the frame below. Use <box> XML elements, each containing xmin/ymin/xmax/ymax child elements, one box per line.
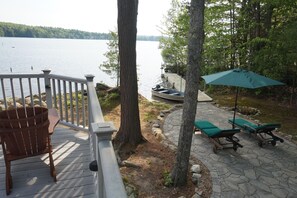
<box><xmin>100</xmin><ymin>31</ymin><xmax>120</xmax><ymax>87</ymax></box>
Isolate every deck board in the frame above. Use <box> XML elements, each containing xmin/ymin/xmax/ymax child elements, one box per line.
<box><xmin>0</xmin><ymin>125</ymin><xmax>96</xmax><ymax>198</ymax></box>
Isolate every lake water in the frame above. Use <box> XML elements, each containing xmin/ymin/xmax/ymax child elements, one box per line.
<box><xmin>0</xmin><ymin>37</ymin><xmax>163</xmax><ymax>99</ymax></box>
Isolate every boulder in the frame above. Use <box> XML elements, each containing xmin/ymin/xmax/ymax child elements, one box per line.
<box><xmin>192</xmin><ymin>173</ymin><xmax>201</xmax><ymax>185</ymax></box>
<box><xmin>191</xmin><ymin>164</ymin><xmax>201</xmax><ymax>174</ymax></box>
<box><xmin>157</xmin><ymin>115</ymin><xmax>164</xmax><ymax>121</ymax></box>
<box><xmin>15</xmin><ymin>97</ymin><xmax>22</xmax><ymax>103</ymax></box>
<box><xmin>15</xmin><ymin>102</ymin><xmax>23</xmax><ymax>108</ymax></box>
<box><xmin>159</xmin><ymin>112</ymin><xmax>165</xmax><ymax>118</ymax></box>
<box><xmin>41</xmin><ymin>101</ymin><xmax>47</xmax><ymax>107</ymax></box>
<box><xmin>25</xmin><ymin>98</ymin><xmax>31</xmax><ymax>105</ymax></box>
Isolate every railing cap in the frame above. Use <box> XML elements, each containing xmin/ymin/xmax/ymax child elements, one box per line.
<box><xmin>85</xmin><ymin>74</ymin><xmax>95</xmax><ymax>81</ymax></box>
<box><xmin>42</xmin><ymin>69</ymin><xmax>52</xmax><ymax>74</ymax></box>
<box><xmin>91</xmin><ymin>121</ymin><xmax>117</xmax><ymax>140</ymax></box>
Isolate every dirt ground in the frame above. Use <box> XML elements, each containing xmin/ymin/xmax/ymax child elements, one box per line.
<box><xmin>104</xmin><ymin>97</ymin><xmax>212</xmax><ymax>198</ymax></box>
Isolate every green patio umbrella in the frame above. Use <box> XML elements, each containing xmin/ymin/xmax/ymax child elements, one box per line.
<box><xmin>202</xmin><ymin>68</ymin><xmax>284</xmax><ymax>127</ymax></box>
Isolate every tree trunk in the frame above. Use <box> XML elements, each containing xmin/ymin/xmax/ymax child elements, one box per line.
<box><xmin>115</xmin><ymin>0</ymin><xmax>143</xmax><ymax>146</ymax></box>
<box><xmin>254</xmin><ymin>1</ymin><xmax>261</xmax><ymax>38</ymax></box>
<box><xmin>171</xmin><ymin>0</ymin><xmax>205</xmax><ymax>186</ymax></box>
<box><xmin>263</xmin><ymin>4</ymin><xmax>274</xmax><ymax>37</ymax></box>
<box><xmin>237</xmin><ymin>0</ymin><xmax>248</xmax><ymax>67</ymax></box>
<box><xmin>229</xmin><ymin>0</ymin><xmax>236</xmax><ymax>68</ymax></box>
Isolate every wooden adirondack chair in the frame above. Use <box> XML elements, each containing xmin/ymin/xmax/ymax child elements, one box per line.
<box><xmin>0</xmin><ymin>107</ymin><xmax>59</xmax><ymax>195</ymax></box>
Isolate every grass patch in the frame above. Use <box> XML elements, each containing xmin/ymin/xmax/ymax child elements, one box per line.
<box><xmin>209</xmin><ymin>92</ymin><xmax>297</xmax><ymax>140</ymax></box>
<box><xmin>97</xmin><ymin>88</ymin><xmax>172</xmax><ymax>123</ymax></box>
<box><xmin>162</xmin><ymin>170</ymin><xmax>173</xmax><ymax>187</ymax></box>
<box><xmin>98</xmin><ymin>91</ymin><xmax>120</xmax><ymax>113</ymax></box>
<box><xmin>140</xmin><ymin>99</ymin><xmax>172</xmax><ymax>122</ymax></box>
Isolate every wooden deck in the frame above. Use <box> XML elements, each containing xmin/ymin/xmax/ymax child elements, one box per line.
<box><xmin>0</xmin><ymin>125</ymin><xmax>95</xmax><ymax>198</ymax></box>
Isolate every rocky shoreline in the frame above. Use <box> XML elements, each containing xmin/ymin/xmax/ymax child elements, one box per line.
<box><xmin>0</xmin><ymin>93</ymin><xmax>47</xmax><ymax>111</ymax></box>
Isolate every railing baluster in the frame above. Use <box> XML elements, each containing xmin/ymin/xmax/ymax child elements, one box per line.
<box><xmin>46</xmin><ymin>74</ymin><xmax>88</xmax><ymax>131</ymax></box>
<box><xmin>1</xmin><ymin>73</ymin><xmax>89</xmax><ymax>130</ymax></box>
<box><xmin>58</xmin><ymin>79</ymin><xmax>63</xmax><ymax>120</ymax></box>
<box><xmin>19</xmin><ymin>78</ymin><xmax>26</xmax><ymax>108</ymax></box>
<box><xmin>28</xmin><ymin>78</ymin><xmax>34</xmax><ymax>107</ymax></box>
<box><xmin>1</xmin><ymin>79</ymin><xmax>8</xmax><ymax>110</ymax></box>
<box><xmin>10</xmin><ymin>78</ymin><xmax>17</xmax><ymax>108</ymax></box>
<box><xmin>81</xmin><ymin>83</ymin><xmax>86</xmax><ymax>128</ymax></box>
<box><xmin>63</xmin><ymin>80</ymin><xmax>68</xmax><ymax>122</ymax></box>
<box><xmin>37</xmin><ymin>78</ymin><xmax>42</xmax><ymax>106</ymax></box>
<box><xmin>75</xmin><ymin>82</ymin><xmax>79</xmax><ymax>126</ymax></box>
<box><xmin>52</xmin><ymin>79</ymin><xmax>57</xmax><ymax>108</ymax></box>
<box><xmin>69</xmin><ymin>81</ymin><xmax>74</xmax><ymax>124</ymax></box>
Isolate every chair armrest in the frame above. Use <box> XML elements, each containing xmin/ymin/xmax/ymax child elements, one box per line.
<box><xmin>261</xmin><ymin>123</ymin><xmax>281</xmax><ymax>128</ymax></box>
<box><xmin>221</xmin><ymin>129</ymin><xmax>241</xmax><ymax>133</ymax></box>
<box><xmin>48</xmin><ymin>108</ymin><xmax>60</xmax><ymax>135</ymax></box>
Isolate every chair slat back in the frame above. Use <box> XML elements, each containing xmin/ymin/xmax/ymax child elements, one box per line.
<box><xmin>0</xmin><ymin>107</ymin><xmax>49</xmax><ymax>158</ymax></box>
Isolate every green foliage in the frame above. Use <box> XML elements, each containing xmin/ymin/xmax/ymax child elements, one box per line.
<box><xmin>137</xmin><ymin>35</ymin><xmax>160</xmax><ymax>41</ymax></box>
<box><xmin>203</xmin><ymin>0</ymin><xmax>239</xmax><ymax>73</ymax></box>
<box><xmin>0</xmin><ymin>22</ymin><xmax>109</xmax><ymax>39</ymax></box>
<box><xmin>159</xmin><ymin>0</ymin><xmax>190</xmax><ymax>77</ymax></box>
<box><xmin>98</xmin><ymin>91</ymin><xmax>120</xmax><ymax>112</ymax></box>
<box><xmin>253</xmin><ymin>20</ymin><xmax>297</xmax><ymax>84</ymax></box>
<box><xmin>160</xmin><ymin>0</ymin><xmax>297</xmax><ymax>103</ymax></box>
<box><xmin>0</xmin><ymin>28</ymin><xmax>4</xmax><ymax>37</ymax></box>
<box><xmin>99</xmin><ymin>30</ymin><xmax>120</xmax><ymax>87</ymax></box>
<box><xmin>163</xmin><ymin>170</ymin><xmax>173</xmax><ymax>187</ymax></box>
<box><xmin>66</xmin><ymin>93</ymin><xmax>84</xmax><ymax>108</ymax></box>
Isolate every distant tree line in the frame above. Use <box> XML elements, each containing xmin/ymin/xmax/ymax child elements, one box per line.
<box><xmin>0</xmin><ymin>22</ymin><xmax>161</xmax><ymax>41</ymax></box>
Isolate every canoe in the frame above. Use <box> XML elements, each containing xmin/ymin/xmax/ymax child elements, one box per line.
<box><xmin>151</xmin><ymin>86</ymin><xmax>184</xmax><ymax>102</ymax></box>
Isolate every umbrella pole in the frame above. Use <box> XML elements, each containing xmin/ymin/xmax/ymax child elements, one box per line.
<box><xmin>232</xmin><ymin>87</ymin><xmax>239</xmax><ymax>129</ymax></box>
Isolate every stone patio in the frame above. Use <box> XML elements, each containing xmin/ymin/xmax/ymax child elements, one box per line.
<box><xmin>163</xmin><ymin>102</ymin><xmax>297</xmax><ymax>198</ymax></box>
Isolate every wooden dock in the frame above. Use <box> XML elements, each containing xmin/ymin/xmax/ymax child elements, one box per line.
<box><xmin>163</xmin><ymin>73</ymin><xmax>213</xmax><ymax>102</ymax></box>
<box><xmin>0</xmin><ymin>125</ymin><xmax>95</xmax><ymax>198</ymax></box>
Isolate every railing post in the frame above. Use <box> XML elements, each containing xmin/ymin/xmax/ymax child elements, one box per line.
<box><xmin>86</xmin><ymin>74</ymin><xmax>101</xmax><ymax>197</ymax></box>
<box><xmin>85</xmin><ymin>74</ymin><xmax>126</xmax><ymax>197</ymax></box>
<box><xmin>43</xmin><ymin>69</ymin><xmax>52</xmax><ymax>109</ymax></box>
<box><xmin>85</xmin><ymin>74</ymin><xmax>97</xmax><ymax>159</ymax></box>
<box><xmin>85</xmin><ymin>74</ymin><xmax>104</xmax><ymax>123</ymax></box>
<box><xmin>91</xmin><ymin>122</ymin><xmax>118</xmax><ymax>198</ymax></box>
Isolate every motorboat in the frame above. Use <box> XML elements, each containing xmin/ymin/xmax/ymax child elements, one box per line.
<box><xmin>151</xmin><ymin>85</ymin><xmax>184</xmax><ymax>102</ymax></box>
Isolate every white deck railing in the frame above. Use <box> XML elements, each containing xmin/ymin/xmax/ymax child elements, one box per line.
<box><xmin>0</xmin><ymin>70</ymin><xmax>127</xmax><ymax>198</ymax></box>
<box><xmin>86</xmin><ymin>75</ymin><xmax>127</xmax><ymax>198</ymax></box>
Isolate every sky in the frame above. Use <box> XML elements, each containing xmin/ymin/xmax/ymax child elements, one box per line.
<box><xmin>0</xmin><ymin>0</ymin><xmax>172</xmax><ymax>36</ymax></box>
